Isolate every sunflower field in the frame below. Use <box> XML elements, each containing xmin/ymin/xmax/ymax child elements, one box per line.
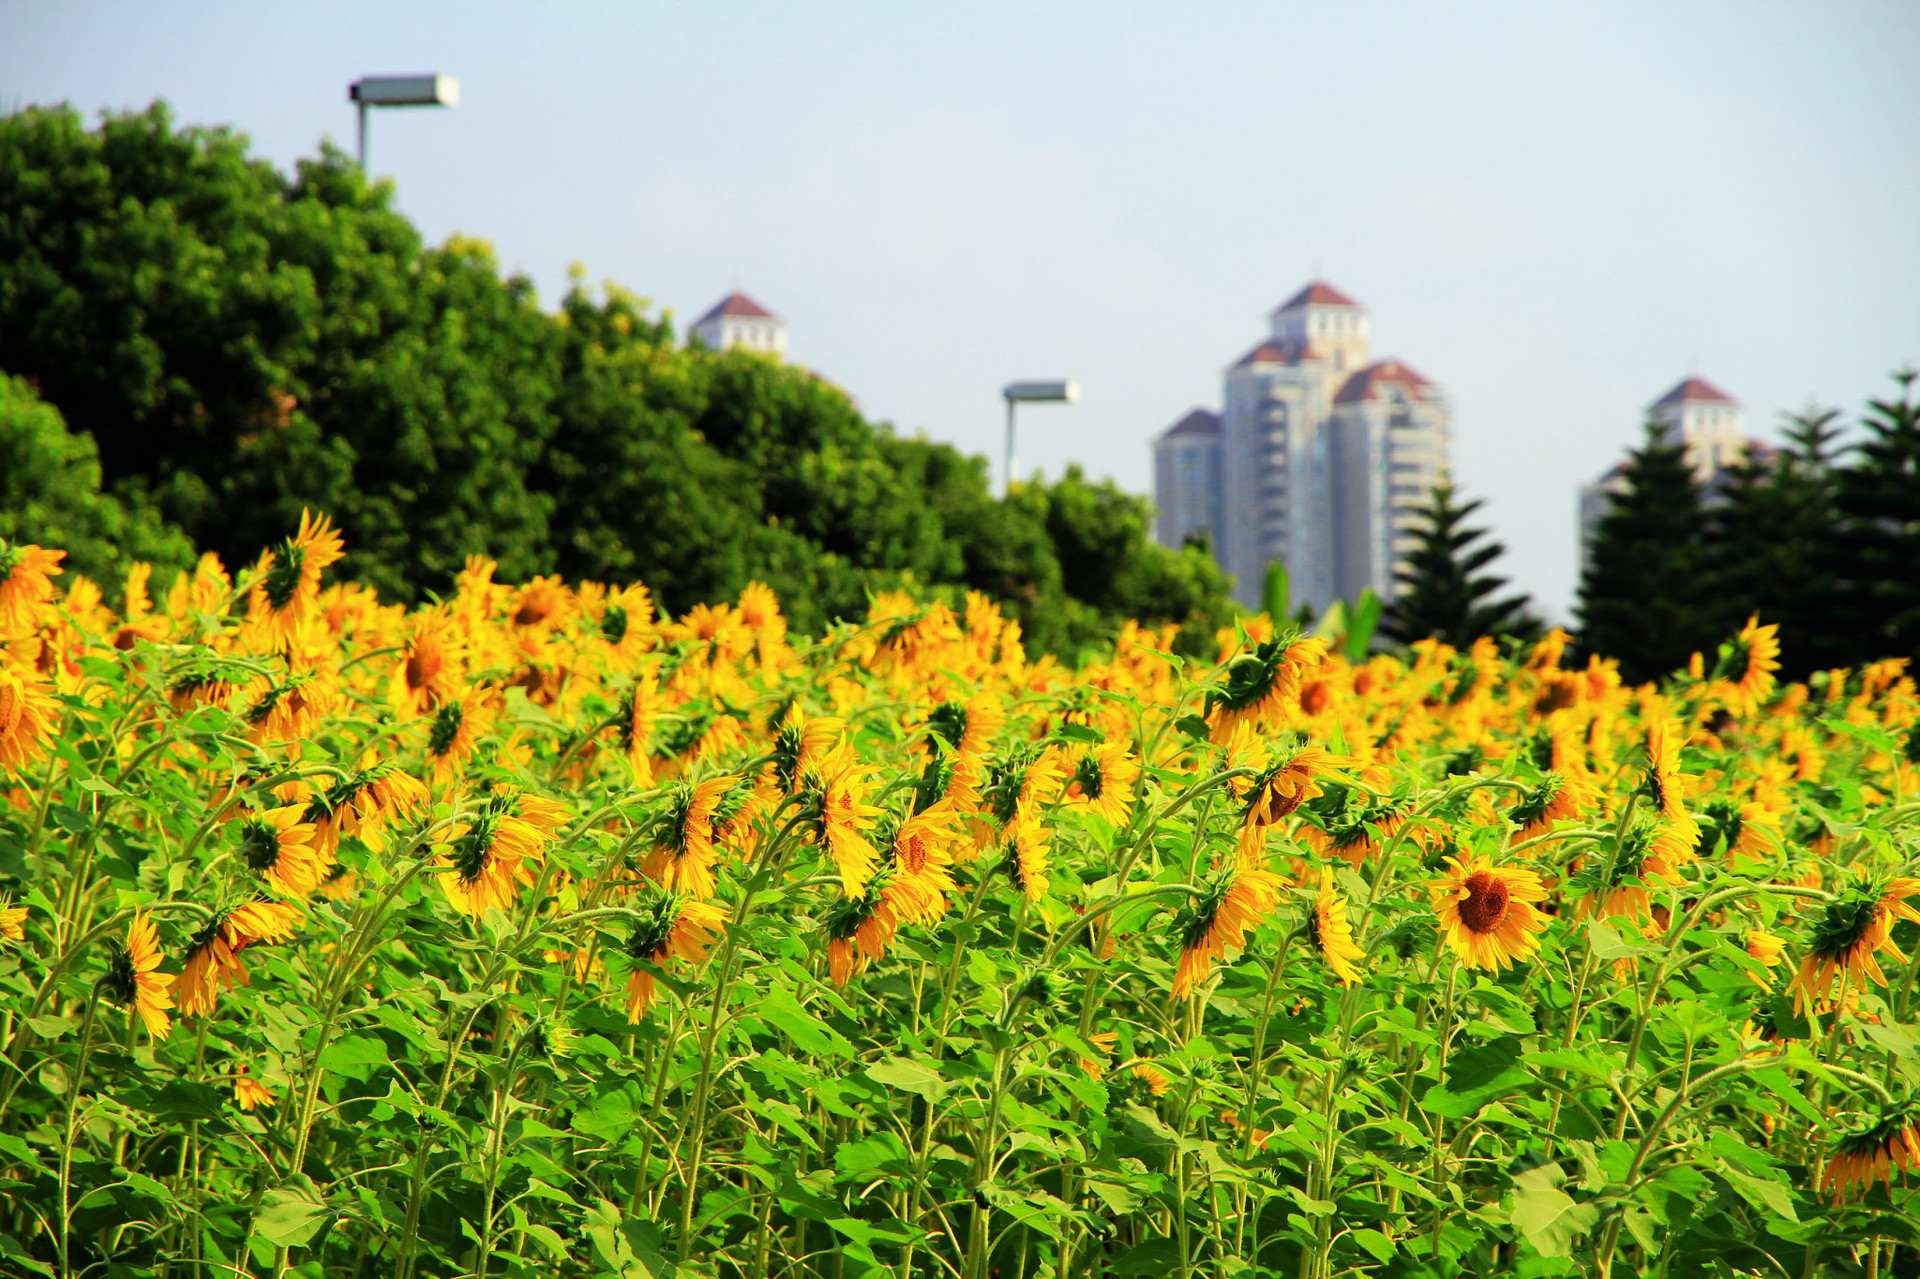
<box><xmin>1</xmin><ymin>516</ymin><xmax>1918</xmax><ymax>1279</ymax></box>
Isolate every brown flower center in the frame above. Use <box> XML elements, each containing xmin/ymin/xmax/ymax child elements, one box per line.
<box><xmin>406</xmin><ymin>639</ymin><xmax>445</xmax><ymax>691</ymax></box>
<box><xmin>1459</xmin><ymin>871</ymin><xmax>1510</xmax><ymax>934</ymax></box>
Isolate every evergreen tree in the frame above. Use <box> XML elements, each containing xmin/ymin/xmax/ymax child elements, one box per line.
<box><xmin>1381</xmin><ymin>483</ymin><xmax>1540</xmax><ymax>648</ymax></box>
<box><xmin>1826</xmin><ymin>371</ymin><xmax>1920</xmax><ymax>667</ymax></box>
<box><xmin>1577</xmin><ymin>424</ymin><xmax>1715</xmax><ymax>682</ymax></box>
<box><xmin>1706</xmin><ymin>407</ymin><xmax>1841</xmax><ymax>678</ymax></box>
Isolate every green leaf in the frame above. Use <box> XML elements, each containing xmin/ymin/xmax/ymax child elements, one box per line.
<box><xmin>757</xmin><ymin>985</ymin><xmax>853</xmax><ymax>1059</ymax></box>
<box><xmin>254</xmin><ymin>1179</ymin><xmax>335</xmax><ymax>1248</ymax></box>
<box><xmin>865</xmin><ymin>1056</ymin><xmax>948</xmax><ymax>1101</ymax></box>
<box><xmin>1715</xmin><ymin>1160</ymin><xmax>1798</xmax><ymax>1223</ymax></box>
<box><xmin>1509</xmin><ymin>1164</ymin><xmax>1599</xmax><ymax>1257</ymax></box>
<box><xmin>1351</xmin><ymin>1227</ymin><xmax>1395</xmax><ymax>1262</ymax></box>
<box><xmin>317</xmin><ymin>1034</ymin><xmax>388</xmax><ymax>1082</ymax></box>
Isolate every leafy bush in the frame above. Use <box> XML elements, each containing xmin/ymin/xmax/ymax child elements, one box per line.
<box><xmin>1</xmin><ymin>521</ymin><xmax>1916</xmax><ymax>1278</ymax></box>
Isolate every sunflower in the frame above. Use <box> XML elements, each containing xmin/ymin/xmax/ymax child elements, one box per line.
<box><xmin>1787</xmin><ymin>878</ymin><xmax>1920</xmax><ymax>1014</ymax></box>
<box><xmin>177</xmin><ymin>899</ymin><xmax>304</xmax><ymax>1016</ymax></box>
<box><xmin>1173</xmin><ymin>867</ymin><xmax>1282</xmax><ymax>997</ymax></box>
<box><xmin>308</xmin><ymin>762</ymin><xmax>429</xmax><ymax>854</ymax></box>
<box><xmin>243</xmin><ymin>666</ymin><xmax>342</xmax><ymax>744</ymax></box>
<box><xmin>389</xmin><ymin>609</ymin><xmax>463</xmax><ymax>717</ymax></box>
<box><xmin>1713</xmin><ymin>614</ymin><xmax>1782</xmax><ymax>717</ymax></box>
<box><xmin>1822</xmin><ymin>1099</ymin><xmax>1920</xmax><ymax>1204</ymax></box>
<box><xmin>1508</xmin><ymin>771</ymin><xmax>1589</xmax><ymax>845</ymax></box>
<box><xmin>1304</xmin><ymin>801</ymin><xmax>1410</xmax><ymax>870</ymax></box>
<box><xmin>1643</xmin><ymin>718</ymin><xmax>1701</xmax><ymax>858</ymax></box>
<box><xmin>104</xmin><ymin>913</ymin><xmax>174</xmax><ymax>1042</ymax></box>
<box><xmin>0</xmin><ymin>540</ymin><xmax>65</xmax><ymax>636</ymax></box>
<box><xmin>1206</xmin><ymin>633</ymin><xmax>1328</xmax><ymax>743</ymax></box>
<box><xmin>436</xmin><ymin>793</ymin><xmax>557</xmax><ymax>916</ymax></box>
<box><xmin>623</xmin><ymin>892</ymin><xmax>727</xmax><ymax>1021</ymax></box>
<box><xmin>1004</xmin><ymin>815</ymin><xmax>1052</xmax><ymax>903</ymax></box>
<box><xmin>1132</xmin><ymin>1062</ymin><xmax>1173</xmax><ymax>1097</ymax></box>
<box><xmin>816</xmin><ymin>747</ymin><xmax>884</xmax><ymax>898</ymax></box>
<box><xmin>1311</xmin><ymin>867</ymin><xmax>1365</xmax><ymax>986</ymax></box>
<box><xmin>234</xmin><ymin>807</ymin><xmax>326</xmax><ymax>898</ymax></box>
<box><xmin>0</xmin><ymin>663</ymin><xmax>60</xmax><ymax>772</ymax></box>
<box><xmin>233</xmin><ymin>1068</ymin><xmax>277</xmax><ymax>1112</ymax></box>
<box><xmin>1237</xmin><ymin>745</ymin><xmax>1345</xmax><ymax>862</ymax></box>
<box><xmin>586</xmin><ymin>581</ymin><xmax>656</xmax><ymax>666</ymax></box>
<box><xmin>0</xmin><ymin>898</ymin><xmax>27</xmax><ymax>943</ymax></box>
<box><xmin>925</xmin><ymin>691</ymin><xmax>1005</xmax><ymax>764</ymax></box>
<box><xmin>888</xmin><ymin>804</ymin><xmax>961</xmax><ymax>923</ymax></box>
<box><xmin>772</xmin><ymin>710</ymin><xmax>846</xmax><ymax>794</ymax></box>
<box><xmin>247</xmin><ymin>510</ymin><xmax>345</xmax><ymax>651</ymax></box>
<box><xmin>826</xmin><ymin>884</ymin><xmax>902</xmax><ymax>986</ymax></box>
<box><xmin>1063</xmin><ymin>741</ymin><xmax>1139</xmax><ymax>826</ymax></box>
<box><xmin>1429</xmin><ymin>854</ymin><xmax>1550</xmax><ymax>972</ymax></box>
<box><xmin>510</xmin><ymin>575</ymin><xmax>571</xmax><ymax>631</ymax></box>
<box><xmin>1743</xmin><ymin>930</ymin><xmax>1787</xmax><ymax>991</ymax></box>
<box><xmin>1579</xmin><ymin>821</ymin><xmax>1690</xmax><ymax>922</ymax></box>
<box><xmin>617</xmin><ymin>667</ymin><xmax>663</xmax><ymax>782</ymax></box>
<box><xmin>1078</xmin><ymin>1030</ymin><xmax>1119</xmax><ymax>1078</ymax></box>
<box><xmin>424</xmin><ymin>694</ymin><xmax>490</xmax><ymax>783</ymax></box>
<box><xmin>640</xmin><ymin>775</ymin><xmax>739</xmax><ymax>899</ymax></box>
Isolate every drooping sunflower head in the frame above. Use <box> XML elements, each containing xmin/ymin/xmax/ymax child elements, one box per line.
<box><xmin>1712</xmin><ymin>614</ymin><xmax>1783</xmax><ymax>717</ymax></box>
<box><xmin>825</xmin><ymin>885</ymin><xmax>894</xmax><ymax>987</ymax></box>
<box><xmin>0</xmin><ymin>663</ymin><xmax>60</xmax><ymax>772</ymax></box>
<box><xmin>1205</xmin><ymin>632</ymin><xmax>1327</xmax><ymax>741</ymax></box>
<box><xmin>1063</xmin><ymin>741</ymin><xmax>1139</xmax><ymax>826</ymax></box>
<box><xmin>1642</xmin><ymin>718</ymin><xmax>1695</xmax><ymax>822</ymax></box>
<box><xmin>1311</xmin><ymin>867</ymin><xmax>1365</xmax><ymax>986</ymax></box>
<box><xmin>103</xmin><ymin>913</ymin><xmax>174</xmax><ymax>1041</ymax></box>
<box><xmin>1784</xmin><ymin>877</ymin><xmax>1920</xmax><ymax>1014</ymax></box>
<box><xmin>1003</xmin><ymin>816</ymin><xmax>1051</xmax><ymax>903</ymax></box>
<box><xmin>1172</xmin><ymin>867</ymin><xmax>1282</xmax><ymax>997</ymax></box>
<box><xmin>1822</xmin><ymin>1098</ymin><xmax>1920</xmax><ymax>1204</ymax></box>
<box><xmin>1509</xmin><ymin>771</ymin><xmax>1585</xmax><ymax>841</ymax></box>
<box><xmin>0</xmin><ymin>539</ymin><xmax>66</xmax><ymax>635</ymax></box>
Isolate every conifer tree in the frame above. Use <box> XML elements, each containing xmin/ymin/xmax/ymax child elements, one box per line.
<box><xmin>1706</xmin><ymin>407</ymin><xmax>1841</xmax><ymax>679</ymax></box>
<box><xmin>1826</xmin><ymin>371</ymin><xmax>1920</xmax><ymax>667</ymax></box>
<box><xmin>1577</xmin><ymin>424</ymin><xmax>1714</xmax><ymax>682</ymax></box>
<box><xmin>1381</xmin><ymin>483</ymin><xmax>1540</xmax><ymax>648</ymax></box>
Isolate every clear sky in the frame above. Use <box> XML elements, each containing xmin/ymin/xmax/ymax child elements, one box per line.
<box><xmin>6</xmin><ymin>2</ymin><xmax>1917</xmax><ymax>619</ymax></box>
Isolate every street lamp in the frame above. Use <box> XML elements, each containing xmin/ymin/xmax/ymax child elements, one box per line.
<box><xmin>1001</xmin><ymin>379</ymin><xmax>1078</xmax><ymax>498</ymax></box>
<box><xmin>349</xmin><ymin>74</ymin><xmax>459</xmax><ymax>170</ymax></box>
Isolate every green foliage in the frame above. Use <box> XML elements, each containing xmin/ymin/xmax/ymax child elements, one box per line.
<box><xmin>1383</xmin><ymin>483</ymin><xmax>1540</xmax><ymax>649</ymax></box>
<box><xmin>1826</xmin><ymin>372</ymin><xmax>1920</xmax><ymax>668</ymax></box>
<box><xmin>0</xmin><ymin>374</ymin><xmax>193</xmax><ymax>585</ymax></box>
<box><xmin>0</xmin><ymin>101</ymin><xmax>1233</xmax><ymax>655</ymax></box>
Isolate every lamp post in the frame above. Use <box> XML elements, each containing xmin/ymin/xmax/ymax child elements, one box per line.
<box><xmin>349</xmin><ymin>74</ymin><xmax>460</xmax><ymax>170</ymax></box>
<box><xmin>1001</xmin><ymin>379</ymin><xmax>1078</xmax><ymax>498</ymax></box>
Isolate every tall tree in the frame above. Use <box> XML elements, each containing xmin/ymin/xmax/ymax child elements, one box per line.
<box><xmin>1706</xmin><ymin>407</ymin><xmax>1842</xmax><ymax>678</ymax></box>
<box><xmin>1381</xmin><ymin>483</ymin><xmax>1540</xmax><ymax>648</ymax></box>
<box><xmin>1826</xmin><ymin>371</ymin><xmax>1920</xmax><ymax>667</ymax></box>
<box><xmin>1577</xmin><ymin>424</ymin><xmax>1715</xmax><ymax>682</ymax></box>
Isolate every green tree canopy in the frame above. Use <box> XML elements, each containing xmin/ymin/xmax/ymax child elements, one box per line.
<box><xmin>1576</xmin><ymin>424</ymin><xmax>1713</xmax><ymax>683</ymax></box>
<box><xmin>0</xmin><ymin>101</ymin><xmax>1233</xmax><ymax>656</ymax></box>
<box><xmin>0</xmin><ymin>374</ymin><xmax>193</xmax><ymax>587</ymax></box>
<box><xmin>1380</xmin><ymin>483</ymin><xmax>1540</xmax><ymax>649</ymax></box>
<box><xmin>1825</xmin><ymin>372</ymin><xmax>1920</xmax><ymax>667</ymax></box>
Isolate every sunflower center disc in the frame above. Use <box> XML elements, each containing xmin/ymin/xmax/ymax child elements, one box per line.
<box><xmin>1460</xmin><ymin>871</ymin><xmax>1510</xmax><ymax>933</ymax></box>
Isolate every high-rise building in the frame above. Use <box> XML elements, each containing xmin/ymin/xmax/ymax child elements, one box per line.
<box><xmin>1578</xmin><ymin>376</ymin><xmax>1762</xmax><ymax>568</ymax></box>
<box><xmin>1152</xmin><ymin>409</ymin><xmax>1222</xmax><ymax>552</ymax></box>
<box><xmin>1152</xmin><ymin>281</ymin><xmax>1451</xmax><ymax>613</ymax></box>
<box><xmin>692</xmin><ymin>291</ymin><xmax>787</xmax><ymax>355</ymax></box>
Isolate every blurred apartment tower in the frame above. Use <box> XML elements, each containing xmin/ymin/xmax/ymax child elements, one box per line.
<box><xmin>1152</xmin><ymin>281</ymin><xmax>1451</xmax><ymax>613</ymax></box>
<box><xmin>1578</xmin><ymin>376</ymin><xmax>1762</xmax><ymax>569</ymax></box>
<box><xmin>1153</xmin><ymin>409</ymin><xmax>1222</xmax><ymax>551</ymax></box>
<box><xmin>692</xmin><ymin>291</ymin><xmax>786</xmax><ymax>355</ymax></box>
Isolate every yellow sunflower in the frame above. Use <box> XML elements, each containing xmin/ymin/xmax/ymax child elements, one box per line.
<box><xmin>1063</xmin><ymin>740</ymin><xmax>1140</xmax><ymax>826</ymax></box>
<box><xmin>389</xmin><ymin>608</ymin><xmax>463</xmax><ymax>718</ymax></box>
<box><xmin>233</xmin><ymin>1067</ymin><xmax>277</xmax><ymax>1112</ymax></box>
<box><xmin>0</xmin><ymin>540</ymin><xmax>65</xmax><ymax>636</ymax></box>
<box><xmin>1429</xmin><ymin>854</ymin><xmax>1550</xmax><ymax>972</ymax></box>
<box><xmin>1822</xmin><ymin>1100</ymin><xmax>1920</xmax><ymax>1205</ymax></box>
<box><xmin>640</xmin><ymin>775</ymin><xmax>739</xmax><ymax>899</ymax></box>
<box><xmin>233</xmin><ymin>807</ymin><xmax>326</xmax><ymax>898</ymax></box>
<box><xmin>177</xmin><ymin>899</ymin><xmax>304</xmax><ymax>1016</ymax></box>
<box><xmin>0</xmin><ymin>898</ymin><xmax>27</xmax><ymax>943</ymax></box>
<box><xmin>816</xmin><ymin>747</ymin><xmax>884</xmax><ymax>898</ymax></box>
<box><xmin>246</xmin><ymin>510</ymin><xmax>345</xmax><ymax>651</ymax></box>
<box><xmin>1311</xmin><ymin>867</ymin><xmax>1365</xmax><ymax>986</ymax></box>
<box><xmin>1713</xmin><ymin>614</ymin><xmax>1782</xmax><ymax>717</ymax></box>
<box><xmin>1743</xmin><ymin>930</ymin><xmax>1787</xmax><ymax>991</ymax></box>
<box><xmin>1787</xmin><ymin>878</ymin><xmax>1920</xmax><ymax>1014</ymax></box>
<box><xmin>0</xmin><ymin>663</ymin><xmax>60</xmax><ymax>772</ymax></box>
<box><xmin>1206</xmin><ymin>633</ymin><xmax>1328</xmax><ymax>744</ymax></box>
<box><xmin>1237</xmin><ymin>745</ymin><xmax>1346</xmax><ymax>863</ymax></box>
<box><xmin>104</xmin><ymin>913</ymin><xmax>174</xmax><ymax>1042</ymax></box>
<box><xmin>1004</xmin><ymin>815</ymin><xmax>1052</xmax><ymax>903</ymax></box>
<box><xmin>1174</xmin><ymin>867</ymin><xmax>1282</xmax><ymax>997</ymax></box>
<box><xmin>624</xmin><ymin>892</ymin><xmax>727</xmax><ymax>1021</ymax></box>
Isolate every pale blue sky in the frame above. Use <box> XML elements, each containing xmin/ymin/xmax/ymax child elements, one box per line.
<box><xmin>5</xmin><ymin>2</ymin><xmax>1917</xmax><ymax>619</ymax></box>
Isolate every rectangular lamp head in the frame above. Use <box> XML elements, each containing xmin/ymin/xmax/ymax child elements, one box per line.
<box><xmin>350</xmin><ymin>75</ymin><xmax>460</xmax><ymax>107</ymax></box>
<box><xmin>1003</xmin><ymin>379</ymin><xmax>1079</xmax><ymax>403</ymax></box>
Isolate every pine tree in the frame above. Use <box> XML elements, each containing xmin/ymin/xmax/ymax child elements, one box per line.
<box><xmin>1705</xmin><ymin>407</ymin><xmax>1841</xmax><ymax>679</ymax></box>
<box><xmin>1381</xmin><ymin>483</ymin><xmax>1540</xmax><ymax>648</ymax></box>
<box><xmin>1826</xmin><ymin>371</ymin><xmax>1920</xmax><ymax>667</ymax></box>
<box><xmin>1577</xmin><ymin>423</ymin><xmax>1715</xmax><ymax>682</ymax></box>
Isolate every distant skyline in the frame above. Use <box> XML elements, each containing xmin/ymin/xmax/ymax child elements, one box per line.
<box><xmin>4</xmin><ymin>1</ymin><xmax>1917</xmax><ymax>620</ymax></box>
